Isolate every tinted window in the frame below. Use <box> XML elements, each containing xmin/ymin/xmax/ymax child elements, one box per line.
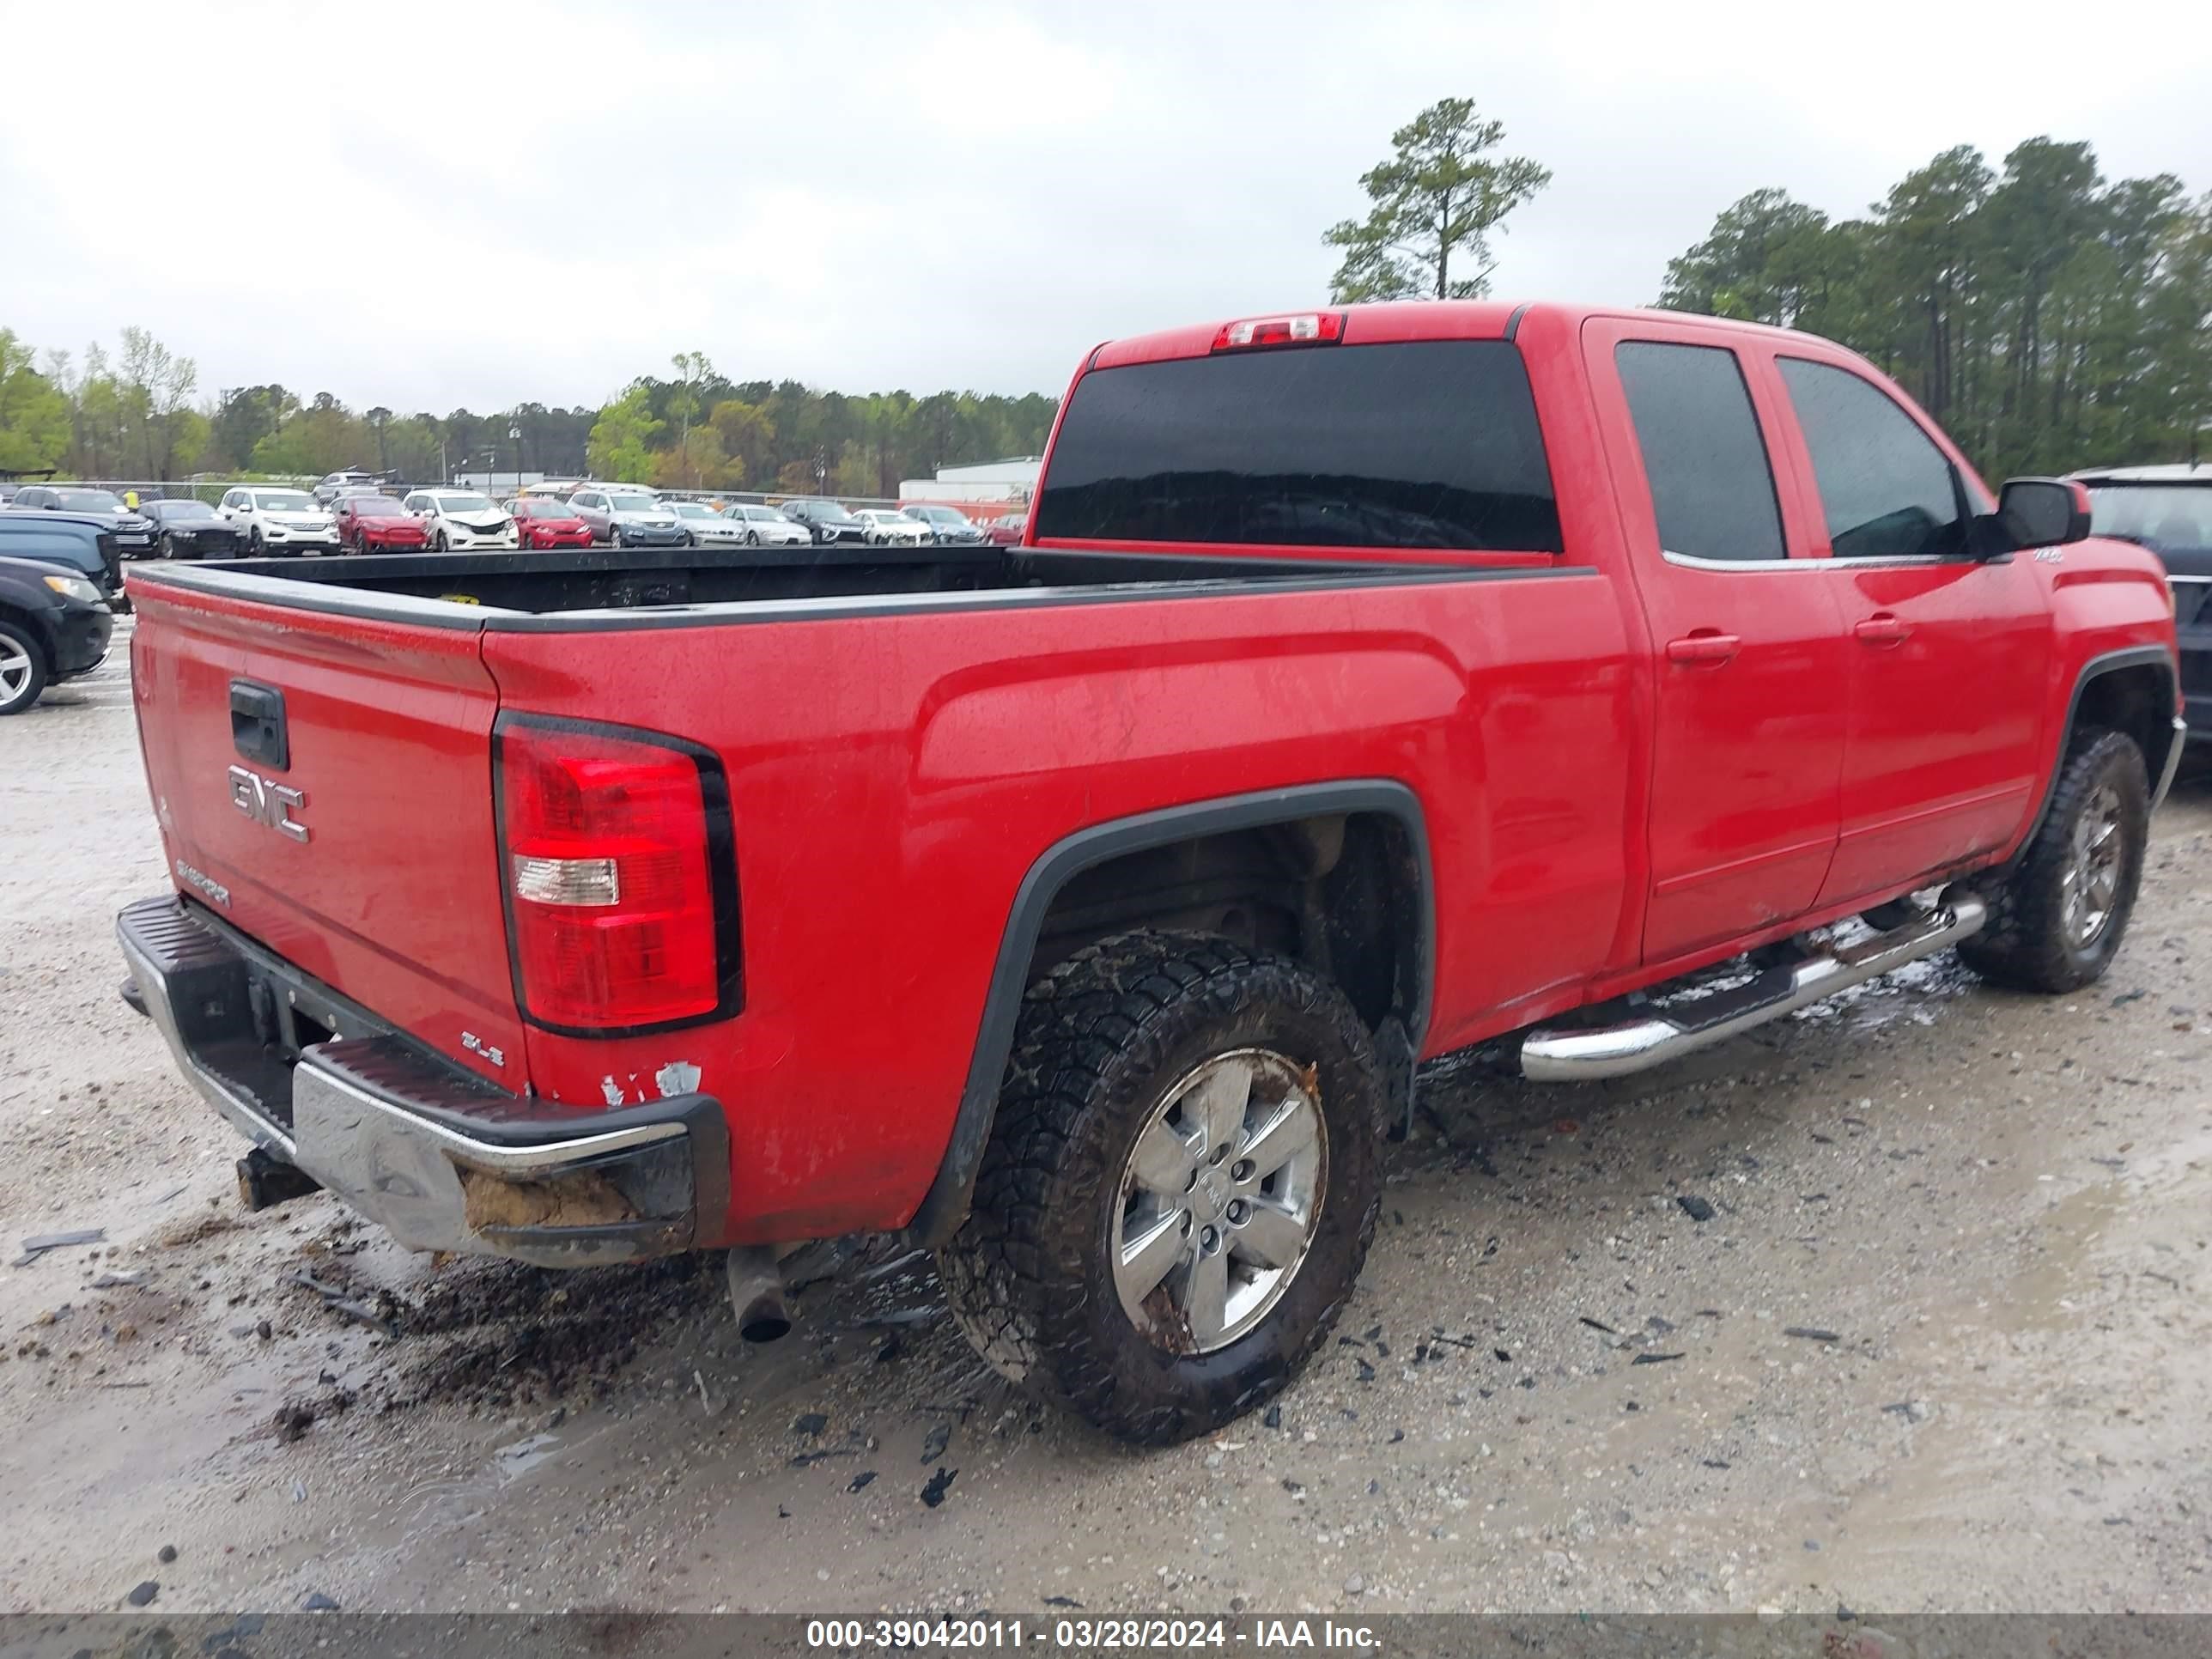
<box><xmin>1614</xmin><ymin>342</ymin><xmax>1786</xmax><ymax>563</ymax></box>
<box><xmin>1034</xmin><ymin>340</ymin><xmax>1562</xmax><ymax>552</ymax></box>
<box><xmin>1778</xmin><ymin>358</ymin><xmax>1965</xmax><ymax>560</ymax></box>
<box><xmin>54</xmin><ymin>489</ymin><xmax>122</xmax><ymax>511</ymax></box>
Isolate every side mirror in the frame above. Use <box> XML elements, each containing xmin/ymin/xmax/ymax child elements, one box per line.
<box><xmin>1996</xmin><ymin>477</ymin><xmax>2092</xmax><ymax>551</ymax></box>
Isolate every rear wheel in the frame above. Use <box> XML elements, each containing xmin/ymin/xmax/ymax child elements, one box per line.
<box><xmin>938</xmin><ymin>931</ymin><xmax>1382</xmax><ymax>1445</ymax></box>
<box><xmin>1960</xmin><ymin>728</ymin><xmax>2149</xmax><ymax>994</ymax></box>
<box><xmin>0</xmin><ymin>621</ymin><xmax>50</xmax><ymax>715</ymax></box>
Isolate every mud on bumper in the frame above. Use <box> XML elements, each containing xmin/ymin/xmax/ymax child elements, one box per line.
<box><xmin>116</xmin><ymin>895</ymin><xmax>729</xmax><ymax>1267</ymax></box>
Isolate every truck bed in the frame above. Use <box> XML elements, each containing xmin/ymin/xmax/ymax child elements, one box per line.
<box><xmin>137</xmin><ymin>543</ymin><xmax>1491</xmax><ymax>624</ymax></box>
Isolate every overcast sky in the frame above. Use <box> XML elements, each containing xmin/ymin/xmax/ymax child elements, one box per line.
<box><xmin>5</xmin><ymin>0</ymin><xmax>2207</xmax><ymax>412</ymax></box>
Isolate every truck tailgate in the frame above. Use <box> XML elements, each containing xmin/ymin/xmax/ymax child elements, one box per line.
<box><xmin>129</xmin><ymin>581</ymin><xmax>525</xmax><ymax>1089</ymax></box>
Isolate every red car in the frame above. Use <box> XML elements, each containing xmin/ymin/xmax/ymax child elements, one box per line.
<box><xmin>980</xmin><ymin>511</ymin><xmax>1027</xmax><ymax>546</ymax></box>
<box><xmin>507</xmin><ymin>497</ymin><xmax>594</xmax><ymax>550</ymax></box>
<box><xmin>333</xmin><ymin>493</ymin><xmax>428</xmax><ymax>554</ymax></box>
<box><xmin>118</xmin><ymin>300</ymin><xmax>2180</xmax><ymax>1445</ymax></box>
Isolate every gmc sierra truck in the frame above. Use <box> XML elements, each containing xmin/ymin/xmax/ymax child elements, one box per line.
<box><xmin>116</xmin><ymin>301</ymin><xmax>2185</xmax><ymax>1444</ymax></box>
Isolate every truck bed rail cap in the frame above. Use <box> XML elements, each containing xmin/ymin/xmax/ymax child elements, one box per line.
<box><xmin>129</xmin><ymin>562</ymin><xmax>518</xmax><ymax>629</ymax></box>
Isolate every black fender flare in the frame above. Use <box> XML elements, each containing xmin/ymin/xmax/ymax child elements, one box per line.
<box><xmin>2015</xmin><ymin>644</ymin><xmax>2183</xmax><ymax>855</ymax></box>
<box><xmin>904</xmin><ymin>780</ymin><xmax>1436</xmax><ymax>1246</ymax></box>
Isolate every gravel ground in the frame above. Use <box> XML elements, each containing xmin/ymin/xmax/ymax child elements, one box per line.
<box><xmin>2</xmin><ymin>621</ymin><xmax>2208</xmax><ymax>1618</ymax></box>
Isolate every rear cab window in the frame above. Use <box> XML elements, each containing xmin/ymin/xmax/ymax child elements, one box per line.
<box><xmin>1032</xmin><ymin>339</ymin><xmax>1562</xmax><ymax>556</ymax></box>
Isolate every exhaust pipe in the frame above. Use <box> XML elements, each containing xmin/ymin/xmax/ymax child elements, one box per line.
<box><xmin>725</xmin><ymin>1245</ymin><xmax>793</xmax><ymax>1343</ymax></box>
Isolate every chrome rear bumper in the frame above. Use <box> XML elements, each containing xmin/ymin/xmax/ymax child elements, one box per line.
<box><xmin>116</xmin><ymin>895</ymin><xmax>727</xmax><ymax>1267</ymax></box>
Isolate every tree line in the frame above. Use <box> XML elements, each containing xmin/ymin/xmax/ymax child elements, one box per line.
<box><xmin>1659</xmin><ymin>138</ymin><xmax>2212</xmax><ymax>479</ymax></box>
<box><xmin>0</xmin><ymin>335</ymin><xmax>1057</xmax><ymax>497</ymax></box>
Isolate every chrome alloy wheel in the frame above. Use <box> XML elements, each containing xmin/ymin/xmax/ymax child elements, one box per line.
<box><xmin>1110</xmin><ymin>1047</ymin><xmax>1327</xmax><ymax>1353</ymax></box>
<box><xmin>2061</xmin><ymin>782</ymin><xmax>2124</xmax><ymax>948</ymax></box>
<box><xmin>0</xmin><ymin>636</ymin><xmax>33</xmax><ymax>703</ymax></box>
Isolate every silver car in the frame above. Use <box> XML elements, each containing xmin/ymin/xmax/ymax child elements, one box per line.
<box><xmin>567</xmin><ymin>486</ymin><xmax>690</xmax><ymax>548</ymax></box>
<box><xmin>669</xmin><ymin>501</ymin><xmax>746</xmax><ymax>547</ymax></box>
<box><xmin>720</xmin><ymin>502</ymin><xmax>813</xmax><ymax>547</ymax></box>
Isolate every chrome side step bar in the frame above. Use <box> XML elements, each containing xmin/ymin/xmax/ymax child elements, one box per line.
<box><xmin>1520</xmin><ymin>894</ymin><xmax>1987</xmax><ymax>1083</ymax></box>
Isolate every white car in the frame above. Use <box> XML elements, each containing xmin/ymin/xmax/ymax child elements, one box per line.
<box><xmin>669</xmin><ymin>501</ymin><xmax>746</xmax><ymax>547</ymax></box>
<box><xmin>401</xmin><ymin>489</ymin><xmax>519</xmax><ymax>552</ymax></box>
<box><xmin>217</xmin><ymin>486</ymin><xmax>338</xmax><ymax>556</ymax></box>
<box><xmin>853</xmin><ymin>508</ymin><xmax>932</xmax><ymax>546</ymax></box>
<box><xmin>720</xmin><ymin>503</ymin><xmax>812</xmax><ymax>547</ymax></box>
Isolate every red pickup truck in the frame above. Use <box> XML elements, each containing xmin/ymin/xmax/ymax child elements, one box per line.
<box><xmin>118</xmin><ymin>301</ymin><xmax>2184</xmax><ymax>1443</ymax></box>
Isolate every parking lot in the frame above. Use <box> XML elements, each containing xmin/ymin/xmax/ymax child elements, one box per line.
<box><xmin>3</xmin><ymin>627</ymin><xmax>2209</xmax><ymax>1618</ymax></box>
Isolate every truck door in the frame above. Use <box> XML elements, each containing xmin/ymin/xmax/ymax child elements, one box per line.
<box><xmin>1757</xmin><ymin>353</ymin><xmax>2053</xmax><ymax>905</ymax></box>
<box><xmin>1583</xmin><ymin>319</ymin><xmax>1850</xmax><ymax>963</ymax></box>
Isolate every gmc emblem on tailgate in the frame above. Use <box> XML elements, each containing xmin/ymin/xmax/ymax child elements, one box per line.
<box><xmin>228</xmin><ymin>764</ymin><xmax>309</xmax><ymax>842</ymax></box>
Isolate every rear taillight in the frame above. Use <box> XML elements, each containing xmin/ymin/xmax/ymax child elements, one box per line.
<box><xmin>495</xmin><ymin>717</ymin><xmax>740</xmax><ymax>1033</ymax></box>
<box><xmin>1211</xmin><ymin>312</ymin><xmax>1346</xmax><ymax>353</ymax></box>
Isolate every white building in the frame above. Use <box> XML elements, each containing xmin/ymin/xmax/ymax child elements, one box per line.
<box><xmin>899</xmin><ymin>456</ymin><xmax>1042</xmax><ymax>506</ymax></box>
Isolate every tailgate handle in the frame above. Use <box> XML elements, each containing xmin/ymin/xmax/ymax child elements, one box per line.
<box><xmin>229</xmin><ymin>680</ymin><xmax>290</xmax><ymax>771</ymax></box>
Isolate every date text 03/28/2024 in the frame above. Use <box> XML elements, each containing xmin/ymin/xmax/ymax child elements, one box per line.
<box><xmin>802</xmin><ymin>1619</ymin><xmax>1380</xmax><ymax>1650</ymax></box>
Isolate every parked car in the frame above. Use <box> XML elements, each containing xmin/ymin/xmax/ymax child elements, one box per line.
<box><xmin>899</xmin><ymin>504</ymin><xmax>987</xmax><ymax>545</ymax></box>
<box><xmin>505</xmin><ymin>497</ymin><xmax>594</xmax><ymax>550</ymax></box>
<box><xmin>0</xmin><ymin>514</ymin><xmax>122</xmax><ymax>604</ymax></box>
<box><xmin>9</xmin><ymin>485</ymin><xmax>159</xmax><ymax>558</ymax></box>
<box><xmin>779</xmin><ymin>497</ymin><xmax>868</xmax><ymax>544</ymax></box>
<box><xmin>567</xmin><ymin>486</ymin><xmax>688</xmax><ymax>548</ymax></box>
<box><xmin>980</xmin><ymin>512</ymin><xmax>1027</xmax><ymax>546</ymax></box>
<box><xmin>113</xmin><ymin>300</ymin><xmax>2181</xmax><ymax>1448</ymax></box>
<box><xmin>334</xmin><ymin>493</ymin><xmax>430</xmax><ymax>554</ymax></box>
<box><xmin>720</xmin><ymin>502</ymin><xmax>812</xmax><ymax>547</ymax></box>
<box><xmin>0</xmin><ymin>555</ymin><xmax>113</xmax><ymax>715</ymax></box>
<box><xmin>313</xmin><ymin>471</ymin><xmax>385</xmax><ymax>507</ymax></box>
<box><xmin>851</xmin><ymin>508</ymin><xmax>932</xmax><ymax>547</ymax></box>
<box><xmin>400</xmin><ymin>489</ymin><xmax>519</xmax><ymax>552</ymax></box>
<box><xmin>2074</xmin><ymin>463</ymin><xmax>2210</xmax><ymax>747</ymax></box>
<box><xmin>669</xmin><ymin>501</ymin><xmax>746</xmax><ymax>547</ymax></box>
<box><xmin>216</xmin><ymin>487</ymin><xmax>338</xmax><ymax>556</ymax></box>
<box><xmin>143</xmin><ymin>498</ymin><xmax>246</xmax><ymax>561</ymax></box>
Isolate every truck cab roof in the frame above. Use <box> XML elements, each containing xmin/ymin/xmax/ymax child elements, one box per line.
<box><xmin>1088</xmin><ymin>300</ymin><xmax>1807</xmax><ymax>370</ymax></box>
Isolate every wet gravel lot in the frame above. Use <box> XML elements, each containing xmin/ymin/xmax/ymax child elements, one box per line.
<box><xmin>3</xmin><ymin>622</ymin><xmax>2208</xmax><ymax>1618</ymax></box>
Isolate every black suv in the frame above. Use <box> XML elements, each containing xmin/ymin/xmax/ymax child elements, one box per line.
<box><xmin>2076</xmin><ymin>465</ymin><xmax>2211</xmax><ymax>747</ymax></box>
<box><xmin>778</xmin><ymin>499</ymin><xmax>869</xmax><ymax>545</ymax></box>
<box><xmin>0</xmin><ymin>555</ymin><xmax>113</xmax><ymax>714</ymax></box>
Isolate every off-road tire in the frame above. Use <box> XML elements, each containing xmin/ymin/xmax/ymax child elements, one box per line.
<box><xmin>1959</xmin><ymin>727</ymin><xmax>2149</xmax><ymax>994</ymax></box>
<box><xmin>0</xmin><ymin>619</ymin><xmax>51</xmax><ymax>715</ymax></box>
<box><xmin>937</xmin><ymin>930</ymin><xmax>1382</xmax><ymax>1445</ymax></box>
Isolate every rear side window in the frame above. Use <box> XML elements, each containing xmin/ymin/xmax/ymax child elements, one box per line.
<box><xmin>1778</xmin><ymin>357</ymin><xmax>1966</xmax><ymax>561</ymax></box>
<box><xmin>1033</xmin><ymin>341</ymin><xmax>1562</xmax><ymax>552</ymax></box>
<box><xmin>1614</xmin><ymin>342</ymin><xmax>1786</xmax><ymax>564</ymax></box>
